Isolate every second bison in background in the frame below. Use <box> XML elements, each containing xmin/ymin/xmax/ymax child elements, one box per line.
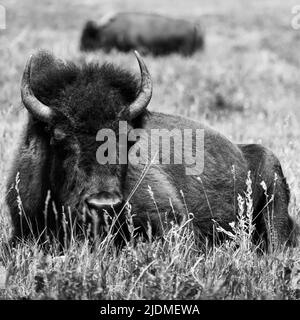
<box><xmin>80</xmin><ymin>12</ymin><xmax>204</xmax><ymax>55</ymax></box>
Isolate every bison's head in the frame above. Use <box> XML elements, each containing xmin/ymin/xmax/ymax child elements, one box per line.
<box><xmin>80</xmin><ymin>21</ymin><xmax>101</xmax><ymax>51</ymax></box>
<box><xmin>21</xmin><ymin>50</ymin><xmax>152</xmax><ymax>229</ymax></box>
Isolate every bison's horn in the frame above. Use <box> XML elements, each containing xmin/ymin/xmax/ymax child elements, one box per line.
<box><xmin>125</xmin><ymin>51</ymin><xmax>153</xmax><ymax>120</ymax></box>
<box><xmin>21</xmin><ymin>54</ymin><xmax>55</xmax><ymax>123</ymax></box>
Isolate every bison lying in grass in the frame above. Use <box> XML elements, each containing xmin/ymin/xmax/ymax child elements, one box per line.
<box><xmin>6</xmin><ymin>50</ymin><xmax>298</xmax><ymax>250</ymax></box>
<box><xmin>80</xmin><ymin>12</ymin><xmax>204</xmax><ymax>56</ymax></box>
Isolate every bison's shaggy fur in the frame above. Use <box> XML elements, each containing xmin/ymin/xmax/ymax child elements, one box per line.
<box><xmin>6</xmin><ymin>51</ymin><xmax>299</xmax><ymax>250</ymax></box>
<box><xmin>31</xmin><ymin>52</ymin><xmax>140</xmax><ymax>125</ymax></box>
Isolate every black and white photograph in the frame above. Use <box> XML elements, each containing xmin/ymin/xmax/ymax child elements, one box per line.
<box><xmin>0</xmin><ymin>0</ymin><xmax>300</xmax><ymax>308</ymax></box>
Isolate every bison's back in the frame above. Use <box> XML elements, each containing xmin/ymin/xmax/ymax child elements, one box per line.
<box><xmin>125</xmin><ymin>112</ymin><xmax>248</xmax><ymax>239</ymax></box>
<box><xmin>100</xmin><ymin>13</ymin><xmax>202</xmax><ymax>55</ymax></box>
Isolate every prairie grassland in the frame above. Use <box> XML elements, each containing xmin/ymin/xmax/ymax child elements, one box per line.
<box><xmin>1</xmin><ymin>0</ymin><xmax>300</xmax><ymax>299</ymax></box>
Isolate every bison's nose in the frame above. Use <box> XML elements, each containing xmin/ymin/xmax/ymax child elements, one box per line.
<box><xmin>85</xmin><ymin>192</ymin><xmax>123</xmax><ymax>211</ymax></box>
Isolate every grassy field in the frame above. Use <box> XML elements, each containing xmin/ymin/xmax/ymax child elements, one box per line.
<box><xmin>1</xmin><ymin>0</ymin><xmax>300</xmax><ymax>299</ymax></box>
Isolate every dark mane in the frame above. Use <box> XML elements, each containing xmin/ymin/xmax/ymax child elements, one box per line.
<box><xmin>31</xmin><ymin>61</ymin><xmax>78</xmax><ymax>105</ymax></box>
<box><xmin>30</xmin><ymin>54</ymin><xmax>139</xmax><ymax>129</ymax></box>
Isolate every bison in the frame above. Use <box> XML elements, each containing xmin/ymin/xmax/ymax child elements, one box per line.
<box><xmin>80</xmin><ymin>12</ymin><xmax>204</xmax><ymax>56</ymax></box>
<box><xmin>6</xmin><ymin>50</ymin><xmax>298</xmax><ymax>250</ymax></box>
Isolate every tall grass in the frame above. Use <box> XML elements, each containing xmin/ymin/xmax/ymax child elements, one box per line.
<box><xmin>0</xmin><ymin>173</ymin><xmax>300</xmax><ymax>300</ymax></box>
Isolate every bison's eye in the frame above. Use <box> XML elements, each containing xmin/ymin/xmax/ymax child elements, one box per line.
<box><xmin>50</xmin><ymin>128</ymin><xmax>67</xmax><ymax>145</ymax></box>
